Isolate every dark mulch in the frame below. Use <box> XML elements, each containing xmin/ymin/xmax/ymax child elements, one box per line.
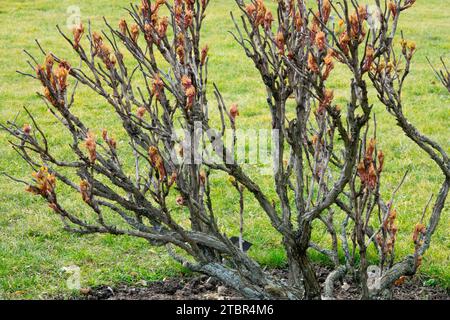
<box><xmin>77</xmin><ymin>266</ymin><xmax>449</xmax><ymax>300</ymax></box>
<box><xmin>77</xmin><ymin>276</ymin><xmax>240</xmax><ymax>300</ymax></box>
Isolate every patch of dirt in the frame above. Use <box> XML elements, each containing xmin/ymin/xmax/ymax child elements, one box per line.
<box><xmin>78</xmin><ymin>276</ymin><xmax>241</xmax><ymax>300</ymax></box>
<box><xmin>331</xmin><ymin>274</ymin><xmax>449</xmax><ymax>300</ymax></box>
<box><xmin>77</xmin><ymin>266</ymin><xmax>449</xmax><ymax>300</ymax></box>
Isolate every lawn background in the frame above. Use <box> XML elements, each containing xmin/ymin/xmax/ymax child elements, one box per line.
<box><xmin>0</xmin><ymin>0</ymin><xmax>448</xmax><ymax>299</ymax></box>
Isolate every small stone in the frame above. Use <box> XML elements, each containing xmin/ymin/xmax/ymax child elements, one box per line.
<box><xmin>341</xmin><ymin>282</ymin><xmax>351</xmax><ymax>291</ymax></box>
<box><xmin>217</xmin><ymin>285</ymin><xmax>227</xmax><ymax>295</ymax></box>
<box><xmin>137</xmin><ymin>280</ymin><xmax>148</xmax><ymax>287</ymax></box>
<box><xmin>80</xmin><ymin>288</ymin><xmax>91</xmax><ymax>295</ymax></box>
<box><xmin>204</xmin><ymin>293</ymin><xmax>220</xmax><ymax>300</ymax></box>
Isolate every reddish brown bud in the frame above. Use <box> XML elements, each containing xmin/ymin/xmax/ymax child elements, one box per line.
<box><xmin>169</xmin><ymin>171</ymin><xmax>177</xmax><ymax>187</ymax></box>
<box><xmin>200</xmin><ymin>45</ymin><xmax>209</xmax><ymax>66</ymax></box>
<box><xmin>28</xmin><ymin>166</ymin><xmax>56</xmax><ymax>197</ymax></box>
<box><xmin>318</xmin><ymin>89</ymin><xmax>334</xmax><ymax>113</ymax></box>
<box><xmin>176</xmin><ymin>45</ymin><xmax>185</xmax><ymax>64</ymax></box>
<box><xmin>245</xmin><ymin>3</ymin><xmax>256</xmax><ymax>17</ymax></box>
<box><xmin>45</xmin><ymin>54</ymin><xmax>54</xmax><ymax>77</ymax></box>
<box><xmin>199</xmin><ymin>170</ymin><xmax>206</xmax><ymax>185</ymax></box>
<box><xmin>23</xmin><ymin>124</ymin><xmax>32</xmax><ymax>135</ymax></box>
<box><xmin>152</xmin><ymin>75</ymin><xmax>164</xmax><ymax>99</ymax></box>
<box><xmin>394</xmin><ymin>276</ymin><xmax>406</xmax><ymax>286</ymax></box>
<box><xmin>377</xmin><ymin>150</ymin><xmax>385</xmax><ymax>173</ymax></box>
<box><xmin>184</xmin><ymin>9</ymin><xmax>194</xmax><ymax>27</ymax></box>
<box><xmin>149</xmin><ymin>146</ymin><xmax>166</xmax><ymax>181</ymax></box>
<box><xmin>362</xmin><ymin>45</ymin><xmax>375</xmax><ymax>73</ymax></box>
<box><xmin>388</xmin><ymin>2</ymin><xmax>397</xmax><ymax>18</ymax></box>
<box><xmin>308</xmin><ymin>52</ymin><xmax>319</xmax><ymax>73</ymax></box>
<box><xmin>322</xmin><ymin>49</ymin><xmax>335</xmax><ymax>80</ymax></box>
<box><xmin>322</xmin><ymin>0</ymin><xmax>331</xmax><ymax>23</ymax></box>
<box><xmin>366</xmin><ymin>138</ymin><xmax>376</xmax><ymax>160</ymax></box>
<box><xmin>119</xmin><ymin>19</ymin><xmax>127</xmax><ymax>35</ymax></box>
<box><xmin>339</xmin><ymin>32</ymin><xmax>350</xmax><ymax>56</ymax></box>
<box><xmin>55</xmin><ymin>63</ymin><xmax>70</xmax><ymax>91</ymax></box>
<box><xmin>181</xmin><ymin>75</ymin><xmax>196</xmax><ymax>109</ymax></box>
<box><xmin>101</xmin><ymin>129</ymin><xmax>117</xmax><ymax>150</ymax></box>
<box><xmin>130</xmin><ymin>24</ymin><xmax>140</xmax><ymax>42</ymax></box>
<box><xmin>80</xmin><ymin>180</ymin><xmax>91</xmax><ymax>203</ymax></box>
<box><xmin>84</xmin><ymin>131</ymin><xmax>97</xmax><ymax>163</ymax></box>
<box><xmin>275</xmin><ymin>32</ymin><xmax>285</xmax><ymax>55</ymax></box>
<box><xmin>101</xmin><ymin>128</ymin><xmax>108</xmax><ymax>141</ymax></box>
<box><xmin>264</xmin><ymin>11</ymin><xmax>274</xmax><ymax>30</ymax></box>
<box><xmin>72</xmin><ymin>23</ymin><xmax>84</xmax><ymax>49</ymax></box>
<box><xmin>413</xmin><ymin>223</ymin><xmax>426</xmax><ymax>244</ymax></box>
<box><xmin>158</xmin><ymin>17</ymin><xmax>169</xmax><ymax>38</ymax></box>
<box><xmin>137</xmin><ymin>107</ymin><xmax>146</xmax><ymax>119</ymax></box>
<box><xmin>294</xmin><ymin>13</ymin><xmax>303</xmax><ymax>31</ymax></box>
<box><xmin>230</xmin><ymin>103</ymin><xmax>239</xmax><ymax>121</ymax></box>
<box><xmin>315</xmin><ymin>31</ymin><xmax>326</xmax><ymax>51</ymax></box>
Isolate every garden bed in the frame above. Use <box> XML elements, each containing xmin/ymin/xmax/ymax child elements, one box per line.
<box><xmin>77</xmin><ymin>267</ymin><xmax>449</xmax><ymax>301</ymax></box>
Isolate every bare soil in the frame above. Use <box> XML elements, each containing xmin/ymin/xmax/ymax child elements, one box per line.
<box><xmin>77</xmin><ymin>267</ymin><xmax>449</xmax><ymax>300</ymax></box>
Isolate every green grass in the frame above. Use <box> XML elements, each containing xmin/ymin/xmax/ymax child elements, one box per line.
<box><xmin>0</xmin><ymin>0</ymin><xmax>449</xmax><ymax>299</ymax></box>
